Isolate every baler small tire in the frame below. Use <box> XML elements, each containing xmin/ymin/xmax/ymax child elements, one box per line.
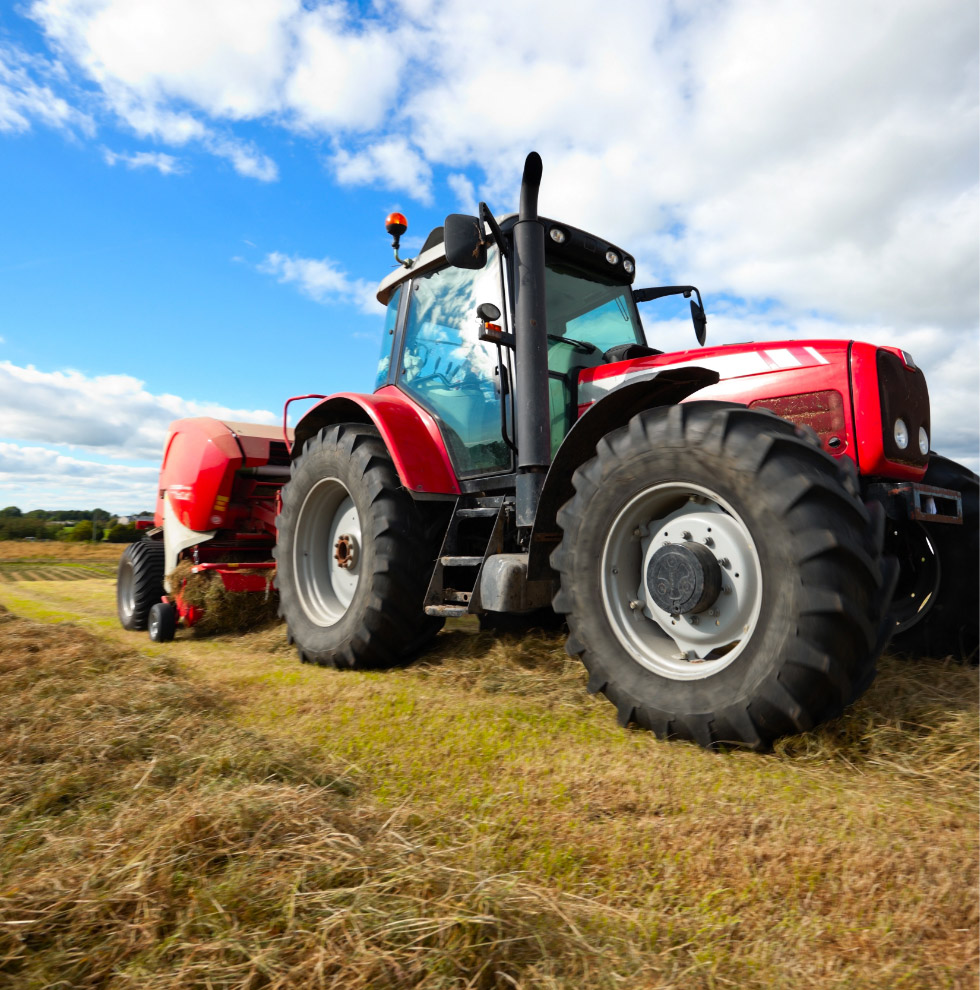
<box><xmin>117</xmin><ymin>540</ymin><xmax>165</xmax><ymax>631</ymax></box>
<box><xmin>551</xmin><ymin>402</ymin><xmax>888</xmax><ymax>750</ymax></box>
<box><xmin>275</xmin><ymin>423</ymin><xmax>444</xmax><ymax>670</ymax></box>
<box><xmin>148</xmin><ymin>602</ymin><xmax>177</xmax><ymax>643</ymax></box>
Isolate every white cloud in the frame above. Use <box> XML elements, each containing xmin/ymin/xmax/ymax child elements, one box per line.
<box><xmin>205</xmin><ymin>134</ymin><xmax>278</xmax><ymax>181</ymax></box>
<box><xmin>258</xmin><ymin>251</ymin><xmax>376</xmax><ymax>312</ymax></box>
<box><xmin>447</xmin><ymin>172</ymin><xmax>477</xmax><ymax>215</ymax></box>
<box><xmin>103</xmin><ymin>147</ymin><xmax>184</xmax><ymax>174</ymax></box>
<box><xmin>0</xmin><ymin>41</ymin><xmax>92</xmax><ymax>134</ymax></box>
<box><xmin>284</xmin><ymin>4</ymin><xmax>408</xmax><ymax>132</ymax></box>
<box><xmin>331</xmin><ymin>138</ymin><xmax>433</xmax><ymax>204</ymax></box>
<box><xmin>15</xmin><ymin>0</ymin><xmax>980</xmax><ymax>457</ymax></box>
<box><xmin>0</xmin><ymin>360</ymin><xmax>277</xmax><ymax>462</ymax></box>
<box><xmin>31</xmin><ymin>0</ymin><xmax>297</xmax><ymax>120</ymax></box>
<box><xmin>0</xmin><ymin>442</ymin><xmax>159</xmax><ymax>512</ymax></box>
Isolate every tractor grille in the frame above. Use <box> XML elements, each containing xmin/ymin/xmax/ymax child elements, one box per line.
<box><xmin>877</xmin><ymin>350</ymin><xmax>930</xmax><ymax>467</ymax></box>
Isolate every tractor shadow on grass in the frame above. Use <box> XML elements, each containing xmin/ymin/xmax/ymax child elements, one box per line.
<box><xmin>775</xmin><ymin>653</ymin><xmax>978</xmax><ymax>771</ymax></box>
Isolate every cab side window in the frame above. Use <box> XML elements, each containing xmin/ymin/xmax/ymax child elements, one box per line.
<box><xmin>399</xmin><ymin>248</ymin><xmax>510</xmax><ymax>477</ymax></box>
<box><xmin>373</xmin><ymin>285</ymin><xmax>402</xmax><ymax>391</ymax></box>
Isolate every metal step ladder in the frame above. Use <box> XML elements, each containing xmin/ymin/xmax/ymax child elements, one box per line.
<box><xmin>423</xmin><ymin>497</ymin><xmax>508</xmax><ymax>617</ymax></box>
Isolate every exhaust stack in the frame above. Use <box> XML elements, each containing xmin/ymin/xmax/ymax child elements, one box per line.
<box><xmin>512</xmin><ymin>152</ymin><xmax>551</xmax><ymax>529</ymax></box>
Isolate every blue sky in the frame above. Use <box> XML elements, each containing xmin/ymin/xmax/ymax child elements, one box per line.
<box><xmin>1</xmin><ymin>0</ymin><xmax>977</xmax><ymax>512</ymax></box>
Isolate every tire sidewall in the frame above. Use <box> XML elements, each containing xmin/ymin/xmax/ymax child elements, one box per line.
<box><xmin>117</xmin><ymin>547</ymin><xmax>137</xmax><ymax>627</ymax></box>
<box><xmin>276</xmin><ymin>435</ymin><xmax>380</xmax><ymax>662</ymax></box>
<box><xmin>565</xmin><ymin>442</ymin><xmax>801</xmax><ymax>715</ymax></box>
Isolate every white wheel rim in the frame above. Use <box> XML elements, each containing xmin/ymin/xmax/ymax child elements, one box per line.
<box><xmin>293</xmin><ymin>477</ymin><xmax>361</xmax><ymax>627</ymax></box>
<box><xmin>118</xmin><ymin>558</ymin><xmax>134</xmax><ymax>616</ymax></box>
<box><xmin>600</xmin><ymin>482</ymin><xmax>763</xmax><ymax>680</ymax></box>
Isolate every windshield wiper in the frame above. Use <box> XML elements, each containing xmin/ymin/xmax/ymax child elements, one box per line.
<box><xmin>547</xmin><ymin>333</ymin><xmax>597</xmax><ymax>354</ymax></box>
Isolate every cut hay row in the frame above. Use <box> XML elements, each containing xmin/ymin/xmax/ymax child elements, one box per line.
<box><xmin>0</xmin><ymin>605</ymin><xmax>666</xmax><ymax>989</ymax></box>
<box><xmin>169</xmin><ymin>559</ymin><xmax>280</xmax><ymax>635</ymax></box>
<box><xmin>0</xmin><ymin>566</ymin><xmax>113</xmax><ymax>583</ymax></box>
<box><xmin>0</xmin><ymin>542</ymin><xmax>123</xmax><ymax>563</ymax></box>
<box><xmin>0</xmin><ymin>566</ymin><xmax>976</xmax><ymax>987</ymax></box>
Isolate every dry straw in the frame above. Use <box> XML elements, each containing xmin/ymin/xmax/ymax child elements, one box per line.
<box><xmin>169</xmin><ymin>560</ymin><xmax>280</xmax><ymax>636</ymax></box>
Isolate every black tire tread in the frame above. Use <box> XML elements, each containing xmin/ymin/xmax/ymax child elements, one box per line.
<box><xmin>117</xmin><ymin>540</ymin><xmax>165</xmax><ymax>631</ymax></box>
<box><xmin>275</xmin><ymin>424</ymin><xmax>443</xmax><ymax>670</ymax></box>
<box><xmin>890</xmin><ymin>455</ymin><xmax>979</xmax><ymax>661</ymax></box>
<box><xmin>551</xmin><ymin>402</ymin><xmax>888</xmax><ymax>750</ymax></box>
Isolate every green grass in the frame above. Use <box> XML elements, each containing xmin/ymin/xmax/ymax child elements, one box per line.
<box><xmin>0</xmin><ymin>566</ymin><xmax>977</xmax><ymax>988</ymax></box>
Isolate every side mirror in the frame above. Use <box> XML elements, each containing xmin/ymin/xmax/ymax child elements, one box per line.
<box><xmin>444</xmin><ymin>214</ymin><xmax>487</xmax><ymax>270</ymax></box>
<box><xmin>691</xmin><ymin>300</ymin><xmax>707</xmax><ymax>346</ymax></box>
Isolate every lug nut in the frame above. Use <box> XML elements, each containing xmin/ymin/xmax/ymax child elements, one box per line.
<box><xmin>682</xmin><ymin>530</ymin><xmax>692</xmax><ymax>541</ymax></box>
<box><xmin>703</xmin><ymin>536</ymin><xmax>714</xmax><ymax>547</ymax></box>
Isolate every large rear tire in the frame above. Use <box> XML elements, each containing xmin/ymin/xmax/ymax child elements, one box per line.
<box><xmin>890</xmin><ymin>455</ymin><xmax>979</xmax><ymax>661</ymax></box>
<box><xmin>116</xmin><ymin>541</ymin><xmax>165</xmax><ymax>631</ymax></box>
<box><xmin>275</xmin><ymin>423</ymin><xmax>444</xmax><ymax>669</ymax></box>
<box><xmin>551</xmin><ymin>403</ymin><xmax>889</xmax><ymax>750</ymax></box>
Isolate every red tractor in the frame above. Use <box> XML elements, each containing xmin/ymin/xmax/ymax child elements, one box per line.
<box><xmin>117</xmin><ymin>153</ymin><xmax>977</xmax><ymax>749</ymax></box>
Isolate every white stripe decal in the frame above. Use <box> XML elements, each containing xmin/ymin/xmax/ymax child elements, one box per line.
<box><xmin>764</xmin><ymin>348</ymin><xmax>802</xmax><ymax>368</ymax></box>
<box><xmin>578</xmin><ymin>352</ymin><xmax>772</xmax><ymax>404</ymax></box>
<box><xmin>804</xmin><ymin>346</ymin><xmax>830</xmax><ymax>365</ymax></box>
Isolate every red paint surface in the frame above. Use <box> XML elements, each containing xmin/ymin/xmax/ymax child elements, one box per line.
<box><xmin>298</xmin><ymin>387</ymin><xmax>460</xmax><ymax>495</ymax></box>
<box><xmin>579</xmin><ymin>339</ymin><xmax>926</xmax><ymax>480</ymax></box>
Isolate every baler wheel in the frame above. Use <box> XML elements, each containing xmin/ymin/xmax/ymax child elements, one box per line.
<box><xmin>551</xmin><ymin>402</ymin><xmax>890</xmax><ymax>750</ymax></box>
<box><xmin>116</xmin><ymin>540</ymin><xmax>165</xmax><ymax>632</ymax></box>
<box><xmin>148</xmin><ymin>601</ymin><xmax>177</xmax><ymax>643</ymax></box>
<box><xmin>275</xmin><ymin>423</ymin><xmax>443</xmax><ymax>669</ymax></box>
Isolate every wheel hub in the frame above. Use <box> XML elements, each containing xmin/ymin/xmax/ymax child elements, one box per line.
<box><xmin>601</xmin><ymin>484</ymin><xmax>764</xmax><ymax>680</ymax></box>
<box><xmin>334</xmin><ymin>533</ymin><xmax>358</xmax><ymax>569</ymax></box>
<box><xmin>646</xmin><ymin>541</ymin><xmax>722</xmax><ymax>614</ymax></box>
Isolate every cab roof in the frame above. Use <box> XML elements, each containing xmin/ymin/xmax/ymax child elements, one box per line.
<box><xmin>374</xmin><ymin>214</ymin><xmax>634</xmax><ymax>305</ymax></box>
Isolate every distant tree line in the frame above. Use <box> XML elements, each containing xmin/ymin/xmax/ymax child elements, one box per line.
<box><xmin>0</xmin><ymin>506</ymin><xmax>146</xmax><ymax>543</ymax></box>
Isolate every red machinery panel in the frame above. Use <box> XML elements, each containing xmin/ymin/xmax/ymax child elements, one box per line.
<box><xmin>579</xmin><ymin>339</ymin><xmax>927</xmax><ymax>481</ymax></box>
<box><xmin>155</xmin><ymin>418</ymin><xmax>294</xmax><ymax>532</ymax></box>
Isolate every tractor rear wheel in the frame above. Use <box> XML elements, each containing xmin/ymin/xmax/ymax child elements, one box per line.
<box><xmin>117</xmin><ymin>540</ymin><xmax>165</xmax><ymax>631</ymax></box>
<box><xmin>890</xmin><ymin>454</ymin><xmax>979</xmax><ymax>661</ymax></box>
<box><xmin>551</xmin><ymin>403</ymin><xmax>889</xmax><ymax>750</ymax></box>
<box><xmin>275</xmin><ymin>423</ymin><xmax>444</xmax><ymax>669</ymax></box>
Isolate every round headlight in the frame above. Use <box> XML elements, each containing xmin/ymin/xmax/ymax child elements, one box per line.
<box><xmin>894</xmin><ymin>419</ymin><xmax>909</xmax><ymax>450</ymax></box>
<box><xmin>918</xmin><ymin>427</ymin><xmax>929</xmax><ymax>456</ymax></box>
<box><xmin>605</xmin><ymin>250</ymin><xmax>619</xmax><ymax>265</ymax></box>
<box><xmin>549</xmin><ymin>227</ymin><xmax>566</xmax><ymax>244</ymax></box>
<box><xmin>623</xmin><ymin>258</ymin><xmax>635</xmax><ymax>274</ymax></box>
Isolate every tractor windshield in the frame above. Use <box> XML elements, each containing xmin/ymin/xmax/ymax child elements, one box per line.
<box><xmin>544</xmin><ymin>261</ymin><xmax>643</xmax><ymax>352</ymax></box>
<box><xmin>542</xmin><ymin>260</ymin><xmax>645</xmax><ymax>458</ymax></box>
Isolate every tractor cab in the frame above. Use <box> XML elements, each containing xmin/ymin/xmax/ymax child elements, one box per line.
<box><xmin>374</xmin><ymin>212</ymin><xmax>664</xmax><ymax>480</ymax></box>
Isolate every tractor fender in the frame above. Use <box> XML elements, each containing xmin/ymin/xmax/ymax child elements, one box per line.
<box><xmin>292</xmin><ymin>386</ymin><xmax>460</xmax><ymax>496</ymax></box>
<box><xmin>527</xmin><ymin>366</ymin><xmax>719</xmax><ymax>581</ymax></box>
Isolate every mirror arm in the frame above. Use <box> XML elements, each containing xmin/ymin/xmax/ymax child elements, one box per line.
<box><xmin>479</xmin><ymin>202</ymin><xmax>509</xmax><ymax>258</ymax></box>
<box><xmin>632</xmin><ymin>284</ymin><xmax>697</xmax><ymax>303</ymax></box>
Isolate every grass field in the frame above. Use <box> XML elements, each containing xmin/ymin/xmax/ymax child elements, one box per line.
<box><xmin>0</xmin><ymin>542</ymin><xmax>977</xmax><ymax>988</ymax></box>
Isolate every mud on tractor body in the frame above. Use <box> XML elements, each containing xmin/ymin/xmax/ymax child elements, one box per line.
<box><xmin>118</xmin><ymin>153</ymin><xmax>977</xmax><ymax>749</ymax></box>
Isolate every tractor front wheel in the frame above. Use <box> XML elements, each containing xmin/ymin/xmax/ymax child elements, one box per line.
<box><xmin>551</xmin><ymin>403</ymin><xmax>889</xmax><ymax>750</ymax></box>
<box><xmin>275</xmin><ymin>423</ymin><xmax>443</xmax><ymax>669</ymax></box>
